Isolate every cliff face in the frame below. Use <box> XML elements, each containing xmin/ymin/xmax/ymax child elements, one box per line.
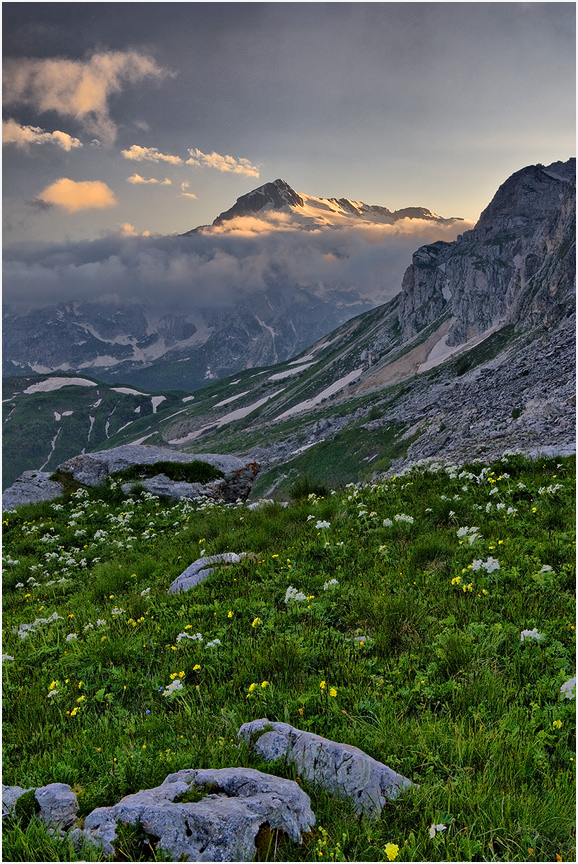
<box><xmin>399</xmin><ymin>159</ymin><xmax>576</xmax><ymax>345</ymax></box>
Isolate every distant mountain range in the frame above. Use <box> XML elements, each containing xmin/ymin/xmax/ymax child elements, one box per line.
<box><xmin>4</xmin><ymin>159</ymin><xmax>574</xmax><ymax>492</ymax></box>
<box><xmin>2</xmin><ymin>180</ymin><xmax>462</xmax><ymax>390</ymax></box>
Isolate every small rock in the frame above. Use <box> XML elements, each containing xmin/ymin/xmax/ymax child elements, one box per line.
<box><xmin>239</xmin><ymin>719</ymin><xmax>412</xmax><ymax>818</ymax></box>
<box><xmin>2</xmin><ymin>784</ymin><xmax>33</xmax><ymax>819</ymax></box>
<box><xmin>35</xmin><ymin>783</ymin><xmax>78</xmax><ymax>829</ymax></box>
<box><xmin>168</xmin><ymin>553</ymin><xmax>248</xmax><ymax>594</ymax></box>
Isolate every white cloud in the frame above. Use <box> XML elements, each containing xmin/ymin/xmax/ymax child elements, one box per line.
<box><xmin>186</xmin><ymin>147</ymin><xmax>260</xmax><ymax>178</ymax></box>
<box><xmin>3</xmin><ymin>51</ymin><xmax>169</xmax><ymax>145</ymax></box>
<box><xmin>3</xmin><ymin>118</ymin><xmax>82</xmax><ymax>151</ymax></box>
<box><xmin>36</xmin><ymin>178</ymin><xmax>117</xmax><ymax>212</ymax></box>
<box><xmin>122</xmin><ymin>144</ymin><xmax>182</xmax><ymax>164</ymax></box>
<box><xmin>180</xmin><ymin>181</ymin><xmax>198</xmax><ymax>199</ymax></box>
<box><xmin>127</xmin><ymin>173</ymin><xmax>172</xmax><ymax>186</ymax></box>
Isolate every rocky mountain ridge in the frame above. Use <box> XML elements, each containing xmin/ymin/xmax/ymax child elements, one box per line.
<box><xmin>187</xmin><ymin>178</ymin><xmax>462</xmax><ymax>233</ymax></box>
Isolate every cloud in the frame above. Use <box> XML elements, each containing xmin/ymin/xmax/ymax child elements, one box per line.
<box><xmin>180</xmin><ymin>181</ymin><xmax>198</xmax><ymax>199</ymax></box>
<box><xmin>186</xmin><ymin>148</ymin><xmax>260</xmax><ymax>178</ymax></box>
<box><xmin>36</xmin><ymin>178</ymin><xmax>117</xmax><ymax>212</ymax></box>
<box><xmin>2</xmin><ymin>118</ymin><xmax>83</xmax><ymax>151</ymax></box>
<box><xmin>3</xmin><ymin>219</ymin><xmax>470</xmax><ymax>313</ymax></box>
<box><xmin>122</xmin><ymin>144</ymin><xmax>182</xmax><ymax>164</ymax></box>
<box><xmin>121</xmin><ymin>223</ymin><xmax>151</xmax><ymax>237</ymax></box>
<box><xmin>3</xmin><ymin>51</ymin><xmax>169</xmax><ymax>145</ymax></box>
<box><xmin>127</xmin><ymin>173</ymin><xmax>172</xmax><ymax>186</ymax></box>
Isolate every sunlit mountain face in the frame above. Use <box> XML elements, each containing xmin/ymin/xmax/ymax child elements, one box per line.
<box><xmin>185</xmin><ymin>179</ymin><xmax>463</xmax><ymax>235</ymax></box>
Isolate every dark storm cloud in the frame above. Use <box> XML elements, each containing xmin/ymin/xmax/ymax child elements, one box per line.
<box><xmin>2</xmin><ymin>220</ymin><xmax>468</xmax><ymax>313</ymax></box>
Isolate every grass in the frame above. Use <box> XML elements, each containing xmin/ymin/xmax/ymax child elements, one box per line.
<box><xmin>2</xmin><ymin>454</ymin><xmax>575</xmax><ymax>862</ymax></box>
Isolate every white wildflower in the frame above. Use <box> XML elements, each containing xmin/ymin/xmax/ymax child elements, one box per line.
<box><xmin>315</xmin><ymin>520</ymin><xmax>330</xmax><ymax>529</ymax></box>
<box><xmin>205</xmin><ymin>639</ymin><xmax>222</xmax><ymax>648</ymax></box>
<box><xmin>394</xmin><ymin>513</ymin><xmax>414</xmax><ymax>523</ymax></box>
<box><xmin>65</xmin><ymin>633</ymin><xmax>78</xmax><ymax>642</ymax></box>
<box><xmin>560</xmin><ymin>676</ymin><xmax>576</xmax><ymax>700</ymax></box>
<box><xmin>506</xmin><ymin>507</ymin><xmax>517</xmax><ymax>515</ymax></box>
<box><xmin>429</xmin><ymin>824</ymin><xmax>447</xmax><ymax>839</ymax></box>
<box><xmin>521</xmin><ymin>628</ymin><xmax>544</xmax><ymax>643</ymax></box>
<box><xmin>2</xmin><ymin>655</ymin><xmax>15</xmax><ymax>662</ymax></box>
<box><xmin>47</xmin><ymin>690</ymin><xmax>59</xmax><ymax>698</ymax></box>
<box><xmin>111</xmin><ymin>607</ymin><xmax>125</xmax><ymax>616</ymax></box>
<box><xmin>176</xmin><ymin>632</ymin><xmax>203</xmax><ymax>642</ymax></box>
<box><xmin>540</xmin><ymin>565</ymin><xmax>553</xmax><ymax>572</ymax></box>
<box><xmin>324</xmin><ymin>579</ymin><xmax>339</xmax><ymax>590</ymax></box>
<box><xmin>140</xmin><ymin>587</ymin><xmax>151</xmax><ymax>596</ymax></box>
<box><xmin>162</xmin><ymin>679</ymin><xmax>183</xmax><ymax>697</ymax></box>
<box><xmin>285</xmin><ymin>585</ymin><xmax>307</xmax><ymax>603</ymax></box>
<box><xmin>496</xmin><ymin>503</ymin><xmax>506</xmax><ymax>510</ymax></box>
<box><xmin>383</xmin><ymin>518</ymin><xmax>393</xmax><ymax>527</ymax></box>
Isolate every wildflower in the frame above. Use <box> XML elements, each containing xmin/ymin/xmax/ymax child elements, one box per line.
<box><xmin>394</xmin><ymin>513</ymin><xmax>414</xmax><ymax>523</ymax></box>
<box><xmin>140</xmin><ymin>588</ymin><xmax>151</xmax><ymax>596</ymax></box>
<box><xmin>429</xmin><ymin>824</ymin><xmax>447</xmax><ymax>839</ymax></box>
<box><xmin>552</xmin><ymin>720</ymin><xmax>563</xmax><ymax>729</ymax></box>
<box><xmin>193</xmin><ymin>664</ymin><xmax>201</xmax><ymax>671</ymax></box>
<box><xmin>2</xmin><ymin>655</ymin><xmax>15</xmax><ymax>662</ymax></box>
<box><xmin>251</xmin><ymin>617</ymin><xmax>262</xmax><ymax>628</ymax></box>
<box><xmin>248</xmin><ymin>683</ymin><xmax>257</xmax><ymax>692</ymax></box>
<box><xmin>329</xmin><ymin>687</ymin><xmax>337</xmax><ymax>698</ymax></box>
<box><xmin>320</xmin><ymin>680</ymin><xmax>326</xmax><ymax>690</ymax></box>
<box><xmin>261</xmin><ymin>681</ymin><xmax>269</xmax><ymax>689</ymax></box>
<box><xmin>451</xmin><ymin>576</ymin><xmax>461</xmax><ymax>586</ymax></box>
<box><xmin>540</xmin><ymin>565</ymin><xmax>553</xmax><ymax>572</ymax></box>
<box><xmin>47</xmin><ymin>689</ymin><xmax>59</xmax><ymax>698</ymax></box>
<box><xmin>560</xmin><ymin>676</ymin><xmax>576</xmax><ymax>700</ymax></box>
<box><xmin>162</xmin><ymin>680</ymin><xmax>183</xmax><ymax>697</ymax></box>
<box><xmin>384</xmin><ymin>843</ymin><xmax>399</xmax><ymax>861</ymax></box>
<box><xmin>315</xmin><ymin>520</ymin><xmax>330</xmax><ymax>529</ymax></box>
<box><xmin>285</xmin><ymin>586</ymin><xmax>307</xmax><ymax>603</ymax></box>
<box><xmin>324</xmin><ymin>579</ymin><xmax>339</xmax><ymax>590</ymax></box>
<box><xmin>206</xmin><ymin>639</ymin><xmax>221</xmax><ymax>648</ymax></box>
<box><xmin>521</xmin><ymin>628</ymin><xmax>544</xmax><ymax>643</ymax></box>
<box><xmin>383</xmin><ymin>518</ymin><xmax>393</xmax><ymax>527</ymax></box>
<box><xmin>228</xmin><ymin>611</ymin><xmax>234</xmax><ymax>618</ymax></box>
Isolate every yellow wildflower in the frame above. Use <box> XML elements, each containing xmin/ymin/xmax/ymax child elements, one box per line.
<box><xmin>384</xmin><ymin>843</ymin><xmax>399</xmax><ymax>861</ymax></box>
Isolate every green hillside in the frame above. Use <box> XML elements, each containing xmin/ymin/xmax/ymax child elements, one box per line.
<box><xmin>3</xmin><ymin>453</ymin><xmax>575</xmax><ymax>862</ymax></box>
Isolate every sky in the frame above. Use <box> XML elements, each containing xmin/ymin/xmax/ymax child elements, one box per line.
<box><xmin>2</xmin><ymin>1</ymin><xmax>575</xmax><ymax>309</ymax></box>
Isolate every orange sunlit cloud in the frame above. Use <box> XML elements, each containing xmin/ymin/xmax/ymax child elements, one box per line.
<box><xmin>121</xmin><ymin>222</ymin><xmax>151</xmax><ymax>236</ymax></box>
<box><xmin>122</xmin><ymin>144</ymin><xmax>182</xmax><ymax>164</ymax></box>
<box><xmin>37</xmin><ymin>178</ymin><xmax>117</xmax><ymax>212</ymax></box>
<box><xmin>127</xmin><ymin>173</ymin><xmax>172</xmax><ymax>185</ymax></box>
<box><xmin>186</xmin><ymin>147</ymin><xmax>260</xmax><ymax>178</ymax></box>
<box><xmin>2</xmin><ymin>118</ymin><xmax>82</xmax><ymax>151</ymax></box>
<box><xmin>3</xmin><ymin>52</ymin><xmax>169</xmax><ymax>145</ymax></box>
<box><xmin>180</xmin><ymin>181</ymin><xmax>198</xmax><ymax>199</ymax></box>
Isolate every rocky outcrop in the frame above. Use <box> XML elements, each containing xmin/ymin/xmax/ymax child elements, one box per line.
<box><xmin>2</xmin><ymin>445</ymin><xmax>259</xmax><ymax>510</ymax></box>
<box><xmin>72</xmin><ymin>767</ymin><xmax>314</xmax><ymax>861</ymax></box>
<box><xmin>398</xmin><ymin>159</ymin><xmax>575</xmax><ymax>345</ymax></box>
<box><xmin>168</xmin><ymin>552</ymin><xmax>249</xmax><ymax>594</ymax></box>
<box><xmin>2</xmin><ymin>783</ymin><xmax>78</xmax><ymax>829</ymax></box>
<box><xmin>1</xmin><ymin>471</ymin><xmax>66</xmax><ymax>509</ymax></box>
<box><xmin>239</xmin><ymin>719</ymin><xmax>412</xmax><ymax>819</ymax></box>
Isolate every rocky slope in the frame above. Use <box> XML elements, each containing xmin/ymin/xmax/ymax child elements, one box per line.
<box><xmin>4</xmin><ymin>160</ymin><xmax>574</xmax><ymax>492</ymax></box>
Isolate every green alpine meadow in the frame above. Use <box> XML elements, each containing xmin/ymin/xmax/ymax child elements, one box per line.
<box><xmin>2</xmin><ymin>453</ymin><xmax>575</xmax><ymax>862</ymax></box>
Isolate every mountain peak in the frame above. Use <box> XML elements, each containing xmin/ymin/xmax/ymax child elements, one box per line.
<box><xmin>211</xmin><ymin>179</ymin><xmax>304</xmax><ymax>225</ymax></box>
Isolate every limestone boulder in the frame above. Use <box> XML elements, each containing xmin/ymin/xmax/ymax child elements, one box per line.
<box><xmin>73</xmin><ymin>766</ymin><xmax>314</xmax><ymax>861</ymax></box>
<box><xmin>2</xmin><ymin>782</ymin><xmax>78</xmax><ymax>830</ymax></box>
<box><xmin>168</xmin><ymin>553</ymin><xmax>248</xmax><ymax>594</ymax></box>
<box><xmin>2</xmin><ymin>472</ymin><xmax>64</xmax><ymax>510</ymax></box>
<box><xmin>239</xmin><ymin>719</ymin><xmax>412</xmax><ymax>818</ymax></box>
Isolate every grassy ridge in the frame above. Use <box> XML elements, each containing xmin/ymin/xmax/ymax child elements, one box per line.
<box><xmin>2</xmin><ymin>454</ymin><xmax>575</xmax><ymax>861</ymax></box>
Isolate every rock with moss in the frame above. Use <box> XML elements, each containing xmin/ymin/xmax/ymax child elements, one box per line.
<box><xmin>72</xmin><ymin>766</ymin><xmax>314</xmax><ymax>861</ymax></box>
<box><xmin>239</xmin><ymin>719</ymin><xmax>412</xmax><ymax>818</ymax></box>
<box><xmin>2</xmin><ymin>783</ymin><xmax>77</xmax><ymax>830</ymax></box>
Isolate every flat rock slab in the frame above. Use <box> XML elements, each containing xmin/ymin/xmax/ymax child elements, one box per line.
<box><xmin>2</xmin><ymin>783</ymin><xmax>78</xmax><ymax>829</ymax></box>
<box><xmin>168</xmin><ymin>553</ymin><xmax>248</xmax><ymax>594</ymax></box>
<box><xmin>239</xmin><ymin>719</ymin><xmax>412</xmax><ymax>819</ymax></box>
<box><xmin>3</xmin><ymin>445</ymin><xmax>259</xmax><ymax>509</ymax></box>
<box><xmin>73</xmin><ymin>767</ymin><xmax>314</xmax><ymax>861</ymax></box>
